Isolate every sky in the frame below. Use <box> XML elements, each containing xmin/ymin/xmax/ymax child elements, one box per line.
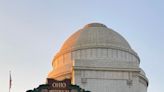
<box><xmin>0</xmin><ymin>0</ymin><xmax>164</xmax><ymax>92</ymax></box>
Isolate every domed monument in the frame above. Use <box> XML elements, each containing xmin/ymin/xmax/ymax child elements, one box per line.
<box><xmin>48</xmin><ymin>23</ymin><xmax>148</xmax><ymax>92</ymax></box>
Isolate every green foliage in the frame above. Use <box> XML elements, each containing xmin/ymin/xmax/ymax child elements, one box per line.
<box><xmin>26</xmin><ymin>83</ymin><xmax>91</xmax><ymax>92</ymax></box>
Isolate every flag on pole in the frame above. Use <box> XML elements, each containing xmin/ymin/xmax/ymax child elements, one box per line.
<box><xmin>9</xmin><ymin>71</ymin><xmax>12</xmax><ymax>92</ymax></box>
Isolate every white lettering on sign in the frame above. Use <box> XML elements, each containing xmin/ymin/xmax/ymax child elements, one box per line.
<box><xmin>52</xmin><ymin>82</ymin><xmax>67</xmax><ymax>88</ymax></box>
<box><xmin>49</xmin><ymin>90</ymin><xmax>70</xmax><ymax>92</ymax></box>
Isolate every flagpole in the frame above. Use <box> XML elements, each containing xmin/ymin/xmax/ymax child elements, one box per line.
<box><xmin>9</xmin><ymin>71</ymin><xmax>12</xmax><ymax>92</ymax></box>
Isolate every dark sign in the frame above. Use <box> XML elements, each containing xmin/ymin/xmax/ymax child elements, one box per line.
<box><xmin>47</xmin><ymin>78</ymin><xmax>71</xmax><ymax>92</ymax></box>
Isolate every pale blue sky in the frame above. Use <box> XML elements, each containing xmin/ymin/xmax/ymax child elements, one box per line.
<box><xmin>0</xmin><ymin>0</ymin><xmax>163</xmax><ymax>92</ymax></box>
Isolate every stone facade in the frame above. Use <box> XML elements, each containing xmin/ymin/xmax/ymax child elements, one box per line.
<box><xmin>48</xmin><ymin>23</ymin><xmax>148</xmax><ymax>92</ymax></box>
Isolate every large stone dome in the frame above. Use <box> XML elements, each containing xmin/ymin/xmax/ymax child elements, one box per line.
<box><xmin>56</xmin><ymin>23</ymin><xmax>137</xmax><ymax>58</ymax></box>
<box><xmin>48</xmin><ymin>23</ymin><xmax>148</xmax><ymax>92</ymax></box>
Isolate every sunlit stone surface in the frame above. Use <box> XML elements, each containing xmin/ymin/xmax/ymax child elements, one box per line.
<box><xmin>48</xmin><ymin>23</ymin><xmax>148</xmax><ymax>92</ymax></box>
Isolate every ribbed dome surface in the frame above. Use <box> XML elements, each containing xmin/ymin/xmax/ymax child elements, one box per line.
<box><xmin>58</xmin><ymin>23</ymin><xmax>134</xmax><ymax>56</ymax></box>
